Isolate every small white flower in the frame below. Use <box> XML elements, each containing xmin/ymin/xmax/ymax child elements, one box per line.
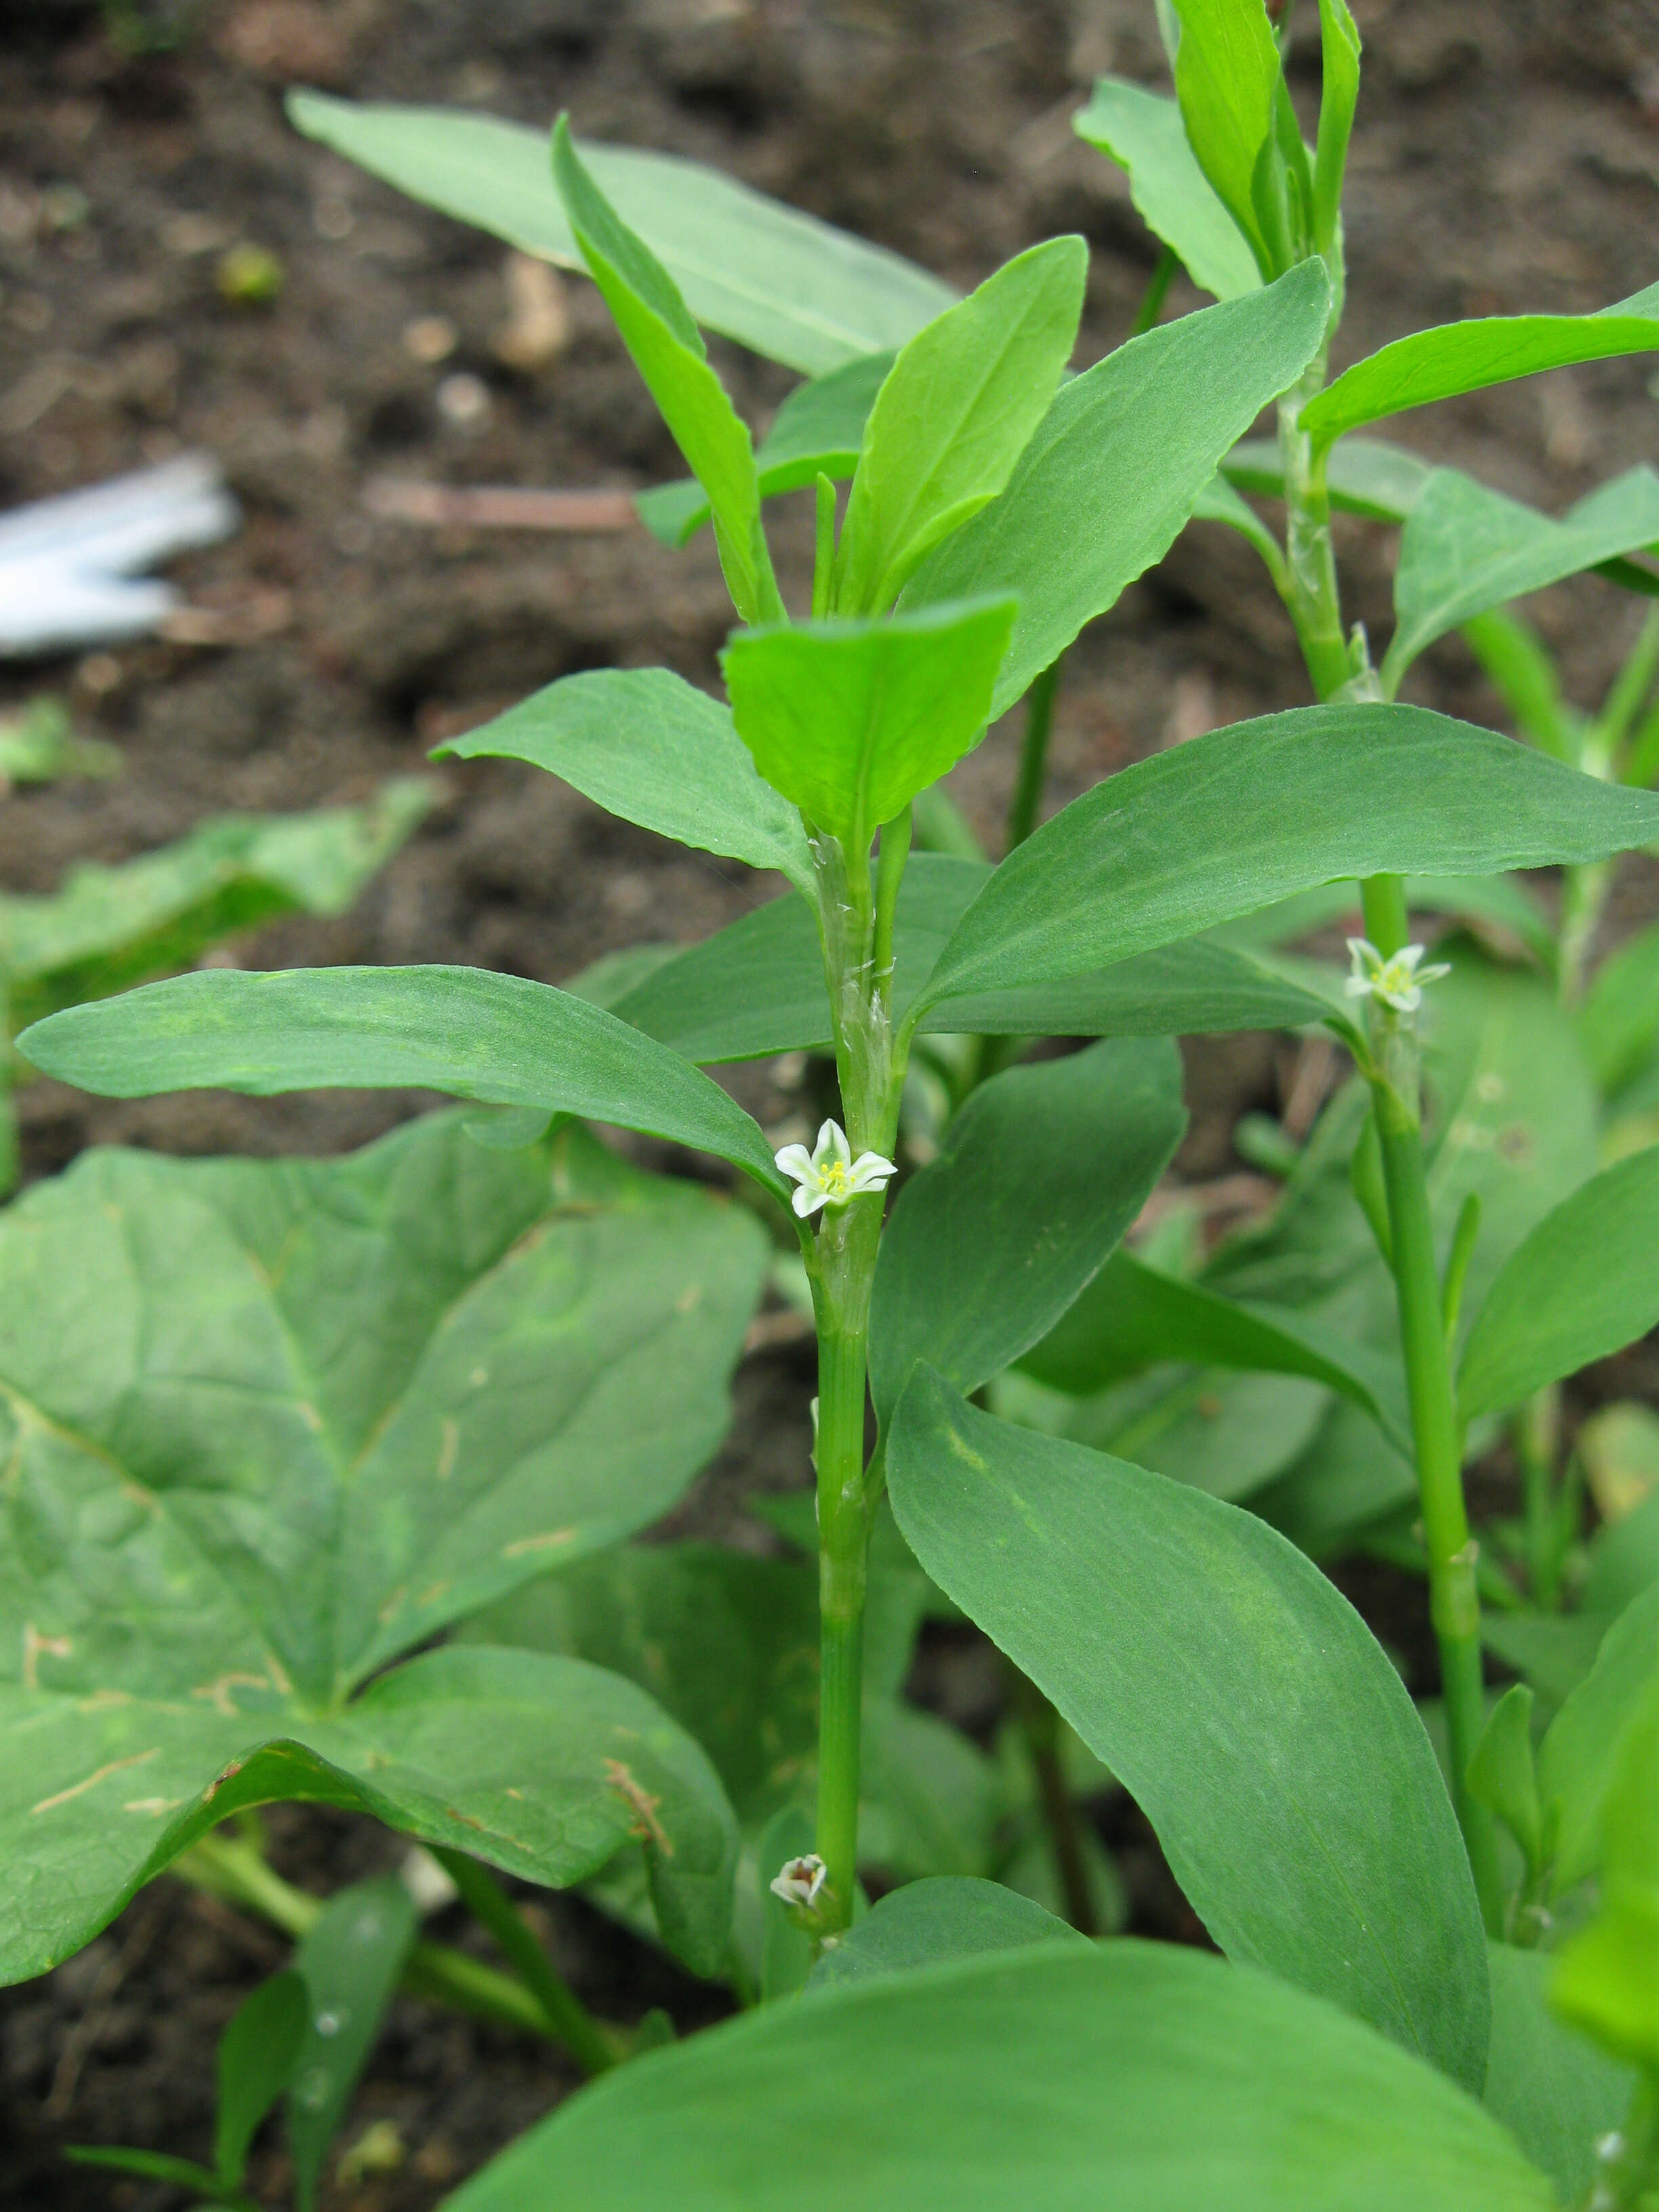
<box><xmin>769</xmin><ymin>1853</ymin><xmax>828</xmax><ymax>1909</ymax></box>
<box><xmin>1343</xmin><ymin>937</ymin><xmax>1451</xmax><ymax>1015</ymax></box>
<box><xmin>774</xmin><ymin>1119</ymin><xmax>897</xmax><ymax>1219</ymax></box>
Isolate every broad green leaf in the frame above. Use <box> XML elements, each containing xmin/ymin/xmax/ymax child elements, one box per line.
<box><xmin>445</xmin><ymin>1942</ymin><xmax>1550</xmax><ymax>2212</ymax></box>
<box><xmin>618</xmin><ymin>865</ymin><xmax>1339</xmax><ymax>1065</ymax></box>
<box><xmin>1583</xmin><ymin>1486</ymin><xmax>1659</xmax><ymax>1620</ymax></box>
<box><xmin>1551</xmin><ymin>1673</ymin><xmax>1659</xmax><ymax>2071</ymax></box>
<box><xmin>0</xmin><ymin>1116</ymin><xmax>759</xmax><ymax>1982</ymax></box>
<box><xmin>1483</xmin><ymin>1943</ymin><xmax>1633</xmax><ymax>2207</ymax></box>
<box><xmin>1</xmin><ymin>779</ymin><xmax>433</xmax><ymax>1029</ymax></box>
<box><xmin>868</xmin><ymin>1038</ymin><xmax>1187</xmax><ymax>1422</ymax></box>
<box><xmin>433</xmin><ymin>669</ymin><xmax>813</xmax><ymax>894</ymax></box>
<box><xmin>887</xmin><ymin>1369</ymin><xmax>1490</xmax><ymax>2087</ymax></box>
<box><xmin>1223</xmin><ymin>430</ymin><xmax>1433</xmax><ymax>520</ymax></box>
<box><xmin>636</xmin><ymin>350</ymin><xmax>894</xmax><ymax>547</ymax></box>
<box><xmin>1539</xmin><ymin>1582</ymin><xmax>1659</xmax><ymax>1893</ymax></box>
<box><xmin>1170</xmin><ymin>0</ymin><xmax>1283</xmax><ymax>274</ymax></box>
<box><xmin>722</xmin><ymin>598</ymin><xmax>1015</xmax><ymax>849</ymax></box>
<box><xmin>1073</xmin><ymin>78</ymin><xmax>1261</xmax><ymax>300</ymax></box>
<box><xmin>19</xmin><ymin>965</ymin><xmax>787</xmax><ymax>1198</ymax></box>
<box><xmin>1462</xmin><ymin>609</ymin><xmax>1585</xmax><ymax>760</ymax></box>
<box><xmin>1385</xmin><ymin>466</ymin><xmax>1659</xmax><ymax>694</ymax></box>
<box><xmin>1467</xmin><ymin>1685</ymin><xmax>1544</xmax><ymax>1870</ymax></box>
<box><xmin>807</xmin><ymin>1877</ymin><xmax>1081</xmax><ymax>1992</ymax></box>
<box><xmin>1458</xmin><ymin>1146</ymin><xmax>1659</xmax><ymax>1420</ymax></box>
<box><xmin>914</xmin><ymin>707</ymin><xmax>1659</xmax><ymax>1015</ymax></box>
<box><xmin>1210</xmin><ymin>870</ymin><xmax>1555</xmax><ymax>968</ymax></box>
<box><xmin>1303</xmin><ymin>299</ymin><xmax>1659</xmax><ymax>453</ymax></box>
<box><xmin>1481</xmin><ymin>1613</ymin><xmax>1611</xmax><ymax>1709</ymax></box>
<box><xmin>1580</xmin><ymin>918</ymin><xmax>1659</xmax><ymax>1095</ymax></box>
<box><xmin>216</xmin><ymin>1971</ymin><xmax>308</xmax><ymax>2188</ymax></box>
<box><xmin>287</xmin><ymin>94</ymin><xmax>956</xmax><ymax>376</ymax></box>
<box><xmin>1022</xmin><ymin>1247</ymin><xmax>1410</xmax><ymax>1454</ymax></box>
<box><xmin>289</xmin><ymin>1879</ymin><xmax>417</xmax><ymax>2212</ymax></box>
<box><xmin>550</xmin><ymin>120</ymin><xmax>778</xmax><ymax>623</ymax></box>
<box><xmin>834</xmin><ymin>239</ymin><xmax>1086</xmax><ymax>615</ymax></box>
<box><xmin>907</xmin><ymin>263</ymin><xmax>1331</xmax><ymax>717</ymax></box>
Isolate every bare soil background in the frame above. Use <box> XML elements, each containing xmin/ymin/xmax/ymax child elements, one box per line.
<box><xmin>2</xmin><ymin>1</ymin><xmax>1658</xmax><ymax>2204</ymax></box>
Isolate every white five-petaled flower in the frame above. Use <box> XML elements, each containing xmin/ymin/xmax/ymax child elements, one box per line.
<box><xmin>769</xmin><ymin>1853</ymin><xmax>828</xmax><ymax>1910</ymax></box>
<box><xmin>774</xmin><ymin>1119</ymin><xmax>897</xmax><ymax>1219</ymax></box>
<box><xmin>1343</xmin><ymin>937</ymin><xmax>1450</xmax><ymax>1015</ymax></box>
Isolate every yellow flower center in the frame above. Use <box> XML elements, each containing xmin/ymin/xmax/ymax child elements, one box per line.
<box><xmin>819</xmin><ymin>1160</ymin><xmax>852</xmax><ymax>1195</ymax></box>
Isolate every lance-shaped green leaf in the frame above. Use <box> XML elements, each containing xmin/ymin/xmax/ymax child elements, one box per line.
<box><xmin>905</xmin><ymin>262</ymin><xmax>1331</xmax><ymax>718</ymax></box>
<box><xmin>432</xmin><ymin>668</ymin><xmax>813</xmax><ymax>895</ymax></box>
<box><xmin>0</xmin><ymin>1118</ymin><xmax>756</xmax><ymax>1984</ymax></box>
<box><xmin>913</xmin><ymin>706</ymin><xmax>1659</xmax><ymax>1013</ymax></box>
<box><xmin>1457</xmin><ymin>1146</ymin><xmax>1659</xmax><ymax>1422</ymax></box>
<box><xmin>446</xmin><ymin>1942</ymin><xmax>1549</xmax><ymax>2212</ymax></box>
<box><xmin>868</xmin><ymin>1039</ymin><xmax>1187</xmax><ymax>1423</ymax></box>
<box><xmin>1384</xmin><ymin>466</ymin><xmax>1659</xmax><ymax>695</ymax></box>
<box><xmin>1538</xmin><ymin>1582</ymin><xmax>1659</xmax><ymax>1895</ymax></box>
<box><xmin>1073</xmin><ymin>77</ymin><xmax>1261</xmax><ymax>301</ymax></box>
<box><xmin>887</xmin><ymin>1369</ymin><xmax>1490</xmax><ymax>2087</ymax></box>
<box><xmin>289</xmin><ymin>1879</ymin><xmax>416</xmax><ymax>2212</ymax></box>
<box><xmin>18</xmin><ymin>964</ymin><xmax>787</xmax><ymax>1197</ymax></box>
<box><xmin>1170</xmin><ymin>0</ymin><xmax>1284</xmax><ymax>276</ymax></box>
<box><xmin>216</xmin><ymin>1972</ymin><xmax>308</xmax><ymax>2191</ymax></box>
<box><xmin>1580</xmin><ymin>918</ymin><xmax>1659</xmax><ymax>1095</ymax></box>
<box><xmin>1303</xmin><ymin>293</ymin><xmax>1659</xmax><ymax>453</ymax></box>
<box><xmin>722</xmin><ymin>598</ymin><xmax>1015</xmax><ymax>848</ymax></box>
<box><xmin>1312</xmin><ymin>0</ymin><xmax>1361</xmax><ymax>253</ymax></box>
<box><xmin>1022</xmin><ymin>1247</ymin><xmax>1410</xmax><ymax>1455</ymax></box>
<box><xmin>806</xmin><ymin>1877</ymin><xmax>1082</xmax><ymax>1993</ymax></box>
<box><xmin>618</xmin><ymin>865</ymin><xmax>1339</xmax><ymax>1066</ymax></box>
<box><xmin>1223</xmin><ymin>430</ymin><xmax>1433</xmax><ymax>520</ymax></box>
<box><xmin>1551</xmin><ymin>1671</ymin><xmax>1659</xmax><ymax>2072</ymax></box>
<box><xmin>833</xmin><ymin>239</ymin><xmax>1086</xmax><ymax>616</ymax></box>
<box><xmin>288</xmin><ymin>94</ymin><xmax>955</xmax><ymax>377</ymax></box>
<box><xmin>1483</xmin><ymin>1944</ymin><xmax>1633</xmax><ymax>2208</ymax></box>
<box><xmin>637</xmin><ymin>350</ymin><xmax>895</xmax><ymax>549</ymax></box>
<box><xmin>1</xmin><ymin>779</ymin><xmax>433</xmax><ymax>1030</ymax></box>
<box><xmin>550</xmin><ymin>118</ymin><xmax>778</xmax><ymax>623</ymax></box>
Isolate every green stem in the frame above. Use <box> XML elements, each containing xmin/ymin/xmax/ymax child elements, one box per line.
<box><xmin>1369</xmin><ymin>1076</ymin><xmax>1504</xmax><ymax>1933</ymax></box>
<box><xmin>1276</xmin><ymin>360</ymin><xmax>1351</xmax><ymax>704</ymax></box>
<box><xmin>178</xmin><ymin>1831</ymin><xmax>575</xmax><ymax>2043</ymax></box>
<box><xmin>1006</xmin><ymin>1664</ymin><xmax>1098</xmax><ymax>1935</ymax></box>
<box><xmin>810</xmin><ymin>1204</ymin><xmax>881</xmax><ymax>1937</ymax></box>
<box><xmin>430</xmin><ymin>1848</ymin><xmax>618</xmax><ymax>2076</ymax></box>
<box><xmin>1006</xmin><ymin>656</ymin><xmax>1063</xmax><ymax>854</ymax></box>
<box><xmin>872</xmin><ymin>806</ymin><xmax>912</xmax><ymax>1009</ymax></box>
<box><xmin>1130</xmin><ymin>245</ymin><xmax>1179</xmax><ymax>337</ymax></box>
<box><xmin>1515</xmin><ymin>1385</ymin><xmax>1563</xmax><ymax>1611</ymax></box>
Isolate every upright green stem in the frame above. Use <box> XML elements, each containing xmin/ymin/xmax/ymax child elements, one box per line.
<box><xmin>1006</xmin><ymin>655</ymin><xmax>1062</xmax><ymax>855</ymax></box>
<box><xmin>1130</xmin><ymin>245</ymin><xmax>1179</xmax><ymax>337</ymax></box>
<box><xmin>1006</xmin><ymin>1664</ymin><xmax>1098</xmax><ymax>1934</ymax></box>
<box><xmin>1278</xmin><ymin>347</ymin><xmax>1500</xmax><ymax>1919</ymax></box>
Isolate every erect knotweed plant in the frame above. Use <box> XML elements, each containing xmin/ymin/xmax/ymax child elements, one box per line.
<box><xmin>11</xmin><ymin>7</ymin><xmax>1659</xmax><ymax>2204</ymax></box>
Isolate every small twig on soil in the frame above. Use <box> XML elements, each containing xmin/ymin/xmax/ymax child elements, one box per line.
<box><xmin>45</xmin><ymin>1890</ymin><xmax>165</xmax><ymax>2121</ymax></box>
<box><xmin>363</xmin><ymin>480</ymin><xmax>640</xmax><ymax>532</ymax></box>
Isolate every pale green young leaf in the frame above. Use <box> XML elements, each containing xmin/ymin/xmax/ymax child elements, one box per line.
<box><xmin>1483</xmin><ymin>1944</ymin><xmax>1633</xmax><ymax>2207</ymax></box>
<box><xmin>722</xmin><ymin>598</ymin><xmax>1015</xmax><ymax>849</ymax></box>
<box><xmin>445</xmin><ymin>1940</ymin><xmax>1547</xmax><ymax>2212</ymax></box>
<box><xmin>1466</xmin><ymin>1685</ymin><xmax>1544</xmax><ymax>1870</ymax></box>
<box><xmin>834</xmin><ymin>238</ymin><xmax>1086</xmax><ymax>615</ymax></box>
<box><xmin>1385</xmin><ymin>466</ymin><xmax>1659</xmax><ymax>694</ymax></box>
<box><xmin>1458</xmin><ymin>1145</ymin><xmax>1659</xmax><ymax>1421</ymax></box>
<box><xmin>1073</xmin><ymin>78</ymin><xmax>1261</xmax><ymax>300</ymax></box>
<box><xmin>1462</xmin><ymin>609</ymin><xmax>1584</xmax><ymax>762</ymax></box>
<box><xmin>887</xmin><ymin>1370</ymin><xmax>1490</xmax><ymax>2088</ymax></box>
<box><xmin>867</xmin><ymin>1038</ymin><xmax>1187</xmax><ymax>1422</ymax></box>
<box><xmin>1170</xmin><ymin>0</ymin><xmax>1284</xmax><ymax>275</ymax></box>
<box><xmin>915</xmin><ymin>707</ymin><xmax>1659</xmax><ymax>1013</ymax></box>
<box><xmin>1538</xmin><ymin>1582</ymin><xmax>1659</xmax><ymax>1893</ymax></box>
<box><xmin>905</xmin><ymin>262</ymin><xmax>1331</xmax><ymax>716</ymax></box>
<box><xmin>18</xmin><ymin>964</ymin><xmax>787</xmax><ymax>1197</ymax></box>
<box><xmin>550</xmin><ymin>119</ymin><xmax>777</xmax><ymax>622</ymax></box>
<box><xmin>636</xmin><ymin>350</ymin><xmax>893</xmax><ymax>548</ymax></box>
<box><xmin>288</xmin><ymin>94</ymin><xmax>955</xmax><ymax>375</ymax></box>
<box><xmin>0</xmin><ymin>779</ymin><xmax>433</xmax><ymax>1028</ymax></box>
<box><xmin>289</xmin><ymin>1880</ymin><xmax>417</xmax><ymax>2212</ymax></box>
<box><xmin>432</xmin><ymin>668</ymin><xmax>813</xmax><ymax>895</ymax></box>
<box><xmin>1312</xmin><ymin>0</ymin><xmax>1361</xmax><ymax>253</ymax></box>
<box><xmin>806</xmin><ymin>1878</ymin><xmax>1082</xmax><ymax>1992</ymax></box>
<box><xmin>1303</xmin><ymin>300</ymin><xmax>1659</xmax><ymax>452</ymax></box>
<box><xmin>1021</xmin><ymin>1247</ymin><xmax>1410</xmax><ymax>1455</ymax></box>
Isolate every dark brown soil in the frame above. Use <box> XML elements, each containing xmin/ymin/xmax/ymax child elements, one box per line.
<box><xmin>3</xmin><ymin>1</ymin><xmax>1659</xmax><ymax>2203</ymax></box>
